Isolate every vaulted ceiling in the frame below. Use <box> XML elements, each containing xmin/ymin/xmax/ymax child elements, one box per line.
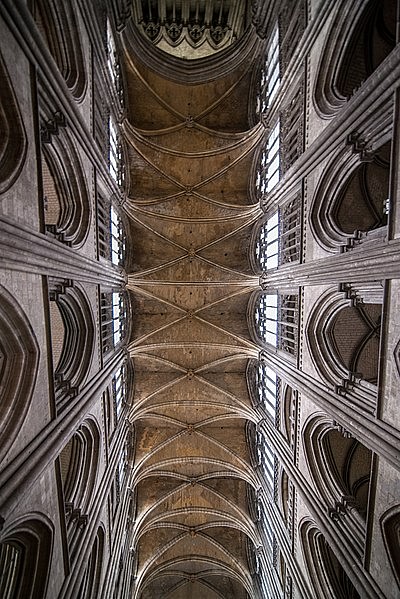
<box><xmin>122</xmin><ymin>22</ymin><xmax>265</xmax><ymax>598</ymax></box>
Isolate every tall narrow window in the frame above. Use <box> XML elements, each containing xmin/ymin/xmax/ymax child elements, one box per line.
<box><xmin>98</xmin><ymin>197</ymin><xmax>126</xmax><ymax>266</ymax></box>
<box><xmin>113</xmin><ymin>363</ymin><xmax>127</xmax><ymax>421</ymax></box>
<box><xmin>254</xmin><ymin>197</ymin><xmax>301</xmax><ymax>273</ymax></box>
<box><xmin>255</xmin><ymin>292</ymin><xmax>298</xmax><ymax>356</ymax></box>
<box><xmin>101</xmin><ymin>291</ymin><xmax>127</xmax><ymax>355</ymax></box>
<box><xmin>112</xmin><ymin>292</ymin><xmax>126</xmax><ymax>346</ymax></box>
<box><xmin>0</xmin><ymin>542</ymin><xmax>23</xmax><ymax>597</ymax></box>
<box><xmin>111</xmin><ymin>205</ymin><xmax>125</xmax><ymax>265</ymax></box>
<box><xmin>256</xmin><ymin>211</ymin><xmax>279</xmax><ymax>271</ymax></box>
<box><xmin>257</xmin><ymin>429</ymin><xmax>275</xmax><ymax>492</ymax></box>
<box><xmin>280</xmin><ymin>198</ymin><xmax>301</xmax><ymax>265</ymax></box>
<box><xmin>117</xmin><ymin>442</ymin><xmax>128</xmax><ymax>497</ymax></box>
<box><xmin>109</xmin><ymin>115</ymin><xmax>123</xmax><ymax>185</ymax></box>
<box><xmin>257</xmin><ymin>362</ymin><xmax>277</xmax><ymax>419</ymax></box>
<box><xmin>266</xmin><ymin>121</ymin><xmax>280</xmax><ymax>192</ymax></box>
<box><xmin>257</xmin><ymin>121</ymin><xmax>280</xmax><ymax>199</ymax></box>
<box><xmin>256</xmin><ymin>293</ymin><xmax>278</xmax><ymax>347</ymax></box>
<box><xmin>107</xmin><ymin>19</ymin><xmax>124</xmax><ymax>104</ymax></box>
<box><xmin>266</xmin><ymin>25</ymin><xmax>280</xmax><ymax>105</ymax></box>
<box><xmin>258</xmin><ymin>24</ymin><xmax>280</xmax><ymax>112</ymax></box>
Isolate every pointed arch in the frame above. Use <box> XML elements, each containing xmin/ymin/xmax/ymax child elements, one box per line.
<box><xmin>59</xmin><ymin>419</ymin><xmax>101</xmax><ymax>560</ymax></box>
<box><xmin>310</xmin><ymin>141</ymin><xmax>390</xmax><ymax>252</ymax></box>
<box><xmin>32</xmin><ymin>0</ymin><xmax>87</xmax><ymax>100</ymax></box>
<box><xmin>0</xmin><ymin>286</ymin><xmax>39</xmax><ymax>463</ymax></box>
<box><xmin>314</xmin><ymin>0</ymin><xmax>396</xmax><ymax>117</ymax></box>
<box><xmin>303</xmin><ymin>415</ymin><xmax>372</xmax><ymax>523</ymax></box>
<box><xmin>75</xmin><ymin>526</ymin><xmax>105</xmax><ymax>599</ymax></box>
<box><xmin>0</xmin><ymin>49</ymin><xmax>27</xmax><ymax>194</ymax></box>
<box><xmin>0</xmin><ymin>515</ymin><xmax>53</xmax><ymax>599</ymax></box>
<box><xmin>41</xmin><ymin>126</ymin><xmax>91</xmax><ymax>247</ymax></box>
<box><xmin>49</xmin><ymin>280</ymin><xmax>95</xmax><ymax>410</ymax></box>
<box><xmin>300</xmin><ymin>520</ymin><xmax>361</xmax><ymax>599</ymax></box>
<box><xmin>381</xmin><ymin>506</ymin><xmax>400</xmax><ymax>588</ymax></box>
<box><xmin>306</xmin><ymin>287</ymin><xmax>382</xmax><ymax>409</ymax></box>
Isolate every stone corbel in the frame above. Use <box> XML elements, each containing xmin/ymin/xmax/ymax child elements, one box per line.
<box><xmin>40</xmin><ymin>110</ymin><xmax>66</xmax><ymax>143</ymax></box>
<box><xmin>347</xmin><ymin>131</ymin><xmax>374</xmax><ymax>162</ymax></box>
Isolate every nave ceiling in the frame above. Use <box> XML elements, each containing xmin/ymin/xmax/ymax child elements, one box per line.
<box><xmin>121</xmin><ymin>24</ymin><xmax>265</xmax><ymax>598</ymax></box>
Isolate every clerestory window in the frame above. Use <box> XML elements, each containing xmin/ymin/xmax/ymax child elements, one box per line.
<box><xmin>109</xmin><ymin>115</ymin><xmax>124</xmax><ymax>187</ymax></box>
<box><xmin>256</xmin><ymin>211</ymin><xmax>279</xmax><ymax>271</ymax></box>
<box><xmin>258</xmin><ymin>24</ymin><xmax>280</xmax><ymax>112</ymax></box>
<box><xmin>101</xmin><ymin>291</ymin><xmax>127</xmax><ymax>355</ymax></box>
<box><xmin>255</xmin><ymin>292</ymin><xmax>298</xmax><ymax>356</ymax></box>
<box><xmin>257</xmin><ymin>121</ymin><xmax>280</xmax><ymax>199</ymax></box>
<box><xmin>98</xmin><ymin>196</ymin><xmax>126</xmax><ymax>266</ymax></box>
<box><xmin>257</xmin><ymin>429</ymin><xmax>275</xmax><ymax>492</ymax></box>
<box><xmin>111</xmin><ymin>205</ymin><xmax>126</xmax><ymax>265</ymax></box>
<box><xmin>255</xmin><ymin>198</ymin><xmax>301</xmax><ymax>272</ymax></box>
<box><xmin>257</xmin><ymin>362</ymin><xmax>278</xmax><ymax>419</ymax></box>
<box><xmin>113</xmin><ymin>363</ymin><xmax>127</xmax><ymax>421</ymax></box>
<box><xmin>107</xmin><ymin>19</ymin><xmax>124</xmax><ymax>105</ymax></box>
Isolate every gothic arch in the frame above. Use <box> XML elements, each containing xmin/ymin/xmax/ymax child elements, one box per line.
<box><xmin>303</xmin><ymin>415</ymin><xmax>372</xmax><ymax>524</ymax></box>
<box><xmin>41</xmin><ymin>123</ymin><xmax>90</xmax><ymax>248</ymax></box>
<box><xmin>0</xmin><ymin>50</ymin><xmax>28</xmax><ymax>194</ymax></box>
<box><xmin>0</xmin><ymin>286</ymin><xmax>39</xmax><ymax>463</ymax></box>
<box><xmin>49</xmin><ymin>281</ymin><xmax>95</xmax><ymax>409</ymax></box>
<box><xmin>59</xmin><ymin>419</ymin><xmax>100</xmax><ymax>559</ymax></box>
<box><xmin>32</xmin><ymin>0</ymin><xmax>87</xmax><ymax>100</ymax></box>
<box><xmin>75</xmin><ymin>525</ymin><xmax>105</xmax><ymax>599</ymax></box>
<box><xmin>306</xmin><ymin>288</ymin><xmax>382</xmax><ymax>405</ymax></box>
<box><xmin>0</xmin><ymin>515</ymin><xmax>53</xmax><ymax>599</ymax></box>
<box><xmin>314</xmin><ymin>0</ymin><xmax>396</xmax><ymax>117</ymax></box>
<box><xmin>380</xmin><ymin>505</ymin><xmax>400</xmax><ymax>587</ymax></box>
<box><xmin>300</xmin><ymin>520</ymin><xmax>361</xmax><ymax>599</ymax></box>
<box><xmin>310</xmin><ymin>140</ymin><xmax>390</xmax><ymax>253</ymax></box>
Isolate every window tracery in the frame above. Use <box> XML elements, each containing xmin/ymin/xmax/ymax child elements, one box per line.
<box><xmin>280</xmin><ymin>83</ymin><xmax>304</xmax><ymax>174</ymax></box>
<box><xmin>279</xmin><ymin>1</ymin><xmax>306</xmax><ymax>72</ymax></box>
<box><xmin>256</xmin><ymin>211</ymin><xmax>279</xmax><ymax>271</ymax></box>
